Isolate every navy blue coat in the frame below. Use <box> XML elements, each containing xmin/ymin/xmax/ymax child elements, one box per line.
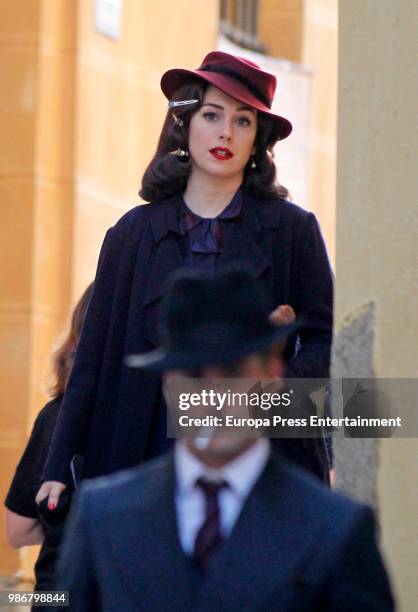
<box><xmin>43</xmin><ymin>192</ymin><xmax>333</xmax><ymax>484</ymax></box>
<box><xmin>57</xmin><ymin>451</ymin><xmax>394</xmax><ymax>611</ymax></box>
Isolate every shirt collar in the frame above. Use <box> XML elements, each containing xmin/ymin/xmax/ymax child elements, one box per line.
<box><xmin>175</xmin><ymin>438</ymin><xmax>270</xmax><ymax>500</ymax></box>
<box><xmin>179</xmin><ymin>188</ymin><xmax>243</xmax><ymax>234</ymax></box>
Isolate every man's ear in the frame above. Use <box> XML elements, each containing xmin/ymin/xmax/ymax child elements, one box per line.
<box><xmin>163</xmin><ymin>370</ymin><xmax>178</xmax><ymax>384</ymax></box>
<box><xmin>267</xmin><ymin>350</ymin><xmax>284</xmax><ymax>379</ymax></box>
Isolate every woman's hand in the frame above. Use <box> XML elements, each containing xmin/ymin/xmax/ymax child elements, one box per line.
<box><xmin>269</xmin><ymin>304</ymin><xmax>296</xmax><ymax>326</ymax></box>
<box><xmin>5</xmin><ymin>510</ymin><xmax>45</xmax><ymax>548</ymax></box>
<box><xmin>35</xmin><ymin>481</ymin><xmax>66</xmax><ymax>510</ymax></box>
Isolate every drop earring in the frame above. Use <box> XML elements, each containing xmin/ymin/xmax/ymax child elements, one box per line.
<box><xmin>250</xmin><ymin>155</ymin><xmax>257</xmax><ymax>169</ymax></box>
<box><xmin>176</xmin><ymin>148</ymin><xmax>190</xmax><ymax>162</ymax></box>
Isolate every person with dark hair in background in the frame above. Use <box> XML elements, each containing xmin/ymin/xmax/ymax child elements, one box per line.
<box><xmin>57</xmin><ymin>270</ymin><xmax>393</xmax><ymax>611</ymax></box>
<box><xmin>38</xmin><ymin>51</ymin><xmax>333</xmax><ymax>509</ymax></box>
<box><xmin>4</xmin><ymin>283</ymin><xmax>93</xmax><ymax>593</ymax></box>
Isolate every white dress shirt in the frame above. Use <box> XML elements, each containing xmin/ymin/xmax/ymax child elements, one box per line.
<box><xmin>174</xmin><ymin>439</ymin><xmax>270</xmax><ymax>555</ymax></box>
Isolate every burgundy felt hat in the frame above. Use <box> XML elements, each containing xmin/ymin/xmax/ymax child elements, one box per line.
<box><xmin>160</xmin><ymin>51</ymin><xmax>292</xmax><ymax>141</ymax></box>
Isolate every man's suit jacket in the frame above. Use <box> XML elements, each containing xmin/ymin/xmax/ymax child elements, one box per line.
<box><xmin>57</xmin><ymin>451</ymin><xmax>394</xmax><ymax>611</ymax></box>
<box><xmin>43</xmin><ymin>192</ymin><xmax>333</xmax><ymax>484</ymax></box>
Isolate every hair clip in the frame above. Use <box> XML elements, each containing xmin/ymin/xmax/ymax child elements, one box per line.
<box><xmin>168</xmin><ymin>99</ymin><xmax>199</xmax><ymax>108</ymax></box>
<box><xmin>171</xmin><ymin>113</ymin><xmax>184</xmax><ymax>127</ymax></box>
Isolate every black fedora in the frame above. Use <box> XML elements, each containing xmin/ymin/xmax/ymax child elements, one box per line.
<box><xmin>126</xmin><ymin>269</ymin><xmax>300</xmax><ymax>372</ymax></box>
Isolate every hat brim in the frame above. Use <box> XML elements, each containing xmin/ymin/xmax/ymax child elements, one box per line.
<box><xmin>126</xmin><ymin>321</ymin><xmax>301</xmax><ymax>373</ymax></box>
<box><xmin>160</xmin><ymin>68</ymin><xmax>292</xmax><ymax>141</ymax></box>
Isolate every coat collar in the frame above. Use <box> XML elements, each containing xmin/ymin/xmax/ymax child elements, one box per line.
<box><xmin>240</xmin><ymin>191</ymin><xmax>283</xmax><ymax>233</ymax></box>
<box><xmin>149</xmin><ymin>193</ymin><xmax>183</xmax><ymax>243</ymax></box>
<box><xmin>148</xmin><ymin>190</ymin><xmax>284</xmax><ymax>244</ymax></box>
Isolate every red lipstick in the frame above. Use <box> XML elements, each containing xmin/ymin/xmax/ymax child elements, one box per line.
<box><xmin>209</xmin><ymin>147</ymin><xmax>233</xmax><ymax>160</ymax></box>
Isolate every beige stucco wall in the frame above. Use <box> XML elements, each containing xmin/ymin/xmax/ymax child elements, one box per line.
<box><xmin>259</xmin><ymin>0</ymin><xmax>303</xmax><ymax>62</ymax></box>
<box><xmin>302</xmin><ymin>0</ymin><xmax>337</xmax><ymax>266</ymax></box>
<box><xmin>0</xmin><ymin>0</ymin><xmax>75</xmax><ymax>576</ymax></box>
<box><xmin>244</xmin><ymin>0</ymin><xmax>338</xmax><ymax>266</ymax></box>
<box><xmin>337</xmin><ymin>1</ymin><xmax>418</xmax><ymax>609</ymax></box>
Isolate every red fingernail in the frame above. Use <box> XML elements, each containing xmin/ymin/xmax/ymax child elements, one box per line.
<box><xmin>48</xmin><ymin>502</ymin><xmax>56</xmax><ymax>511</ymax></box>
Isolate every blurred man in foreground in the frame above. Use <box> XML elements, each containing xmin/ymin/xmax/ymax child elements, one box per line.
<box><xmin>57</xmin><ymin>270</ymin><xmax>394</xmax><ymax>611</ymax></box>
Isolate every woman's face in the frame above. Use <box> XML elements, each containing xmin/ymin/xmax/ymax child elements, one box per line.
<box><xmin>187</xmin><ymin>85</ymin><xmax>257</xmax><ymax>182</ymax></box>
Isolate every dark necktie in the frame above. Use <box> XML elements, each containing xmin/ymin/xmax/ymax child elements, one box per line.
<box><xmin>193</xmin><ymin>477</ymin><xmax>228</xmax><ymax>568</ymax></box>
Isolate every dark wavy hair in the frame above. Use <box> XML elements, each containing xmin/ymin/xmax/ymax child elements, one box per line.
<box><xmin>139</xmin><ymin>80</ymin><xmax>289</xmax><ymax>202</ymax></box>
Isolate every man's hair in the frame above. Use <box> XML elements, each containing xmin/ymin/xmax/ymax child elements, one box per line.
<box><xmin>139</xmin><ymin>81</ymin><xmax>289</xmax><ymax>202</ymax></box>
<box><xmin>183</xmin><ymin>344</ymin><xmax>283</xmax><ymax>378</ymax></box>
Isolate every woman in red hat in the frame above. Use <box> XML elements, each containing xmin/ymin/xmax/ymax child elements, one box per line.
<box><xmin>37</xmin><ymin>52</ymin><xmax>333</xmax><ymax>508</ymax></box>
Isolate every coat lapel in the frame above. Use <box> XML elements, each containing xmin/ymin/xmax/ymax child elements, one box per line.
<box><xmin>104</xmin><ymin>455</ymin><xmax>193</xmax><ymax>607</ymax></box>
<box><xmin>217</xmin><ymin>192</ymin><xmax>273</xmax><ymax>280</ymax></box>
<box><xmin>144</xmin><ymin>195</ymin><xmax>185</xmax><ymax>307</ymax></box>
<box><xmin>197</xmin><ymin>454</ymin><xmax>322</xmax><ymax>610</ymax></box>
<box><xmin>142</xmin><ymin>197</ymin><xmax>185</xmax><ymax>346</ymax></box>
